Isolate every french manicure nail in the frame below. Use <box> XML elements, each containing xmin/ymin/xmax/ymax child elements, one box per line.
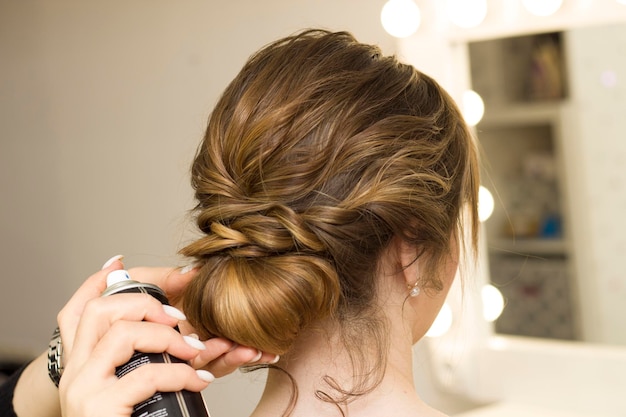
<box><xmin>248</xmin><ymin>350</ymin><xmax>263</xmax><ymax>363</ymax></box>
<box><xmin>270</xmin><ymin>354</ymin><xmax>280</xmax><ymax>364</ymax></box>
<box><xmin>102</xmin><ymin>255</ymin><xmax>124</xmax><ymax>270</ymax></box>
<box><xmin>196</xmin><ymin>370</ymin><xmax>215</xmax><ymax>383</ymax></box>
<box><xmin>163</xmin><ymin>305</ymin><xmax>187</xmax><ymax>321</ymax></box>
<box><xmin>183</xmin><ymin>335</ymin><xmax>206</xmax><ymax>350</ymax></box>
<box><xmin>180</xmin><ymin>263</ymin><xmax>197</xmax><ymax>274</ymax></box>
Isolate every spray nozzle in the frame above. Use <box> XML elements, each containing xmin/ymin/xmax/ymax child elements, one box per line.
<box><xmin>106</xmin><ymin>270</ymin><xmax>132</xmax><ymax>287</ymax></box>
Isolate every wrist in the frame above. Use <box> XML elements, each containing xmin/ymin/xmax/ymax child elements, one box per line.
<box><xmin>14</xmin><ymin>353</ymin><xmax>61</xmax><ymax>417</ymax></box>
<box><xmin>47</xmin><ymin>327</ymin><xmax>63</xmax><ymax>387</ymax></box>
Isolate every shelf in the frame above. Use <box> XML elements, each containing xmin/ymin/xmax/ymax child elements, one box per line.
<box><xmin>487</xmin><ymin>237</ymin><xmax>569</xmax><ymax>256</ymax></box>
<box><xmin>479</xmin><ymin>101</ymin><xmax>565</xmax><ymax>128</ymax></box>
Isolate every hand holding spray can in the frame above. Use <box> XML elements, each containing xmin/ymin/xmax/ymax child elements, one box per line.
<box><xmin>103</xmin><ymin>270</ymin><xmax>210</xmax><ymax>417</ymax></box>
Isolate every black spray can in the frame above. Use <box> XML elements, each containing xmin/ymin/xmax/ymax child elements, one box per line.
<box><xmin>103</xmin><ymin>270</ymin><xmax>210</xmax><ymax>417</ymax></box>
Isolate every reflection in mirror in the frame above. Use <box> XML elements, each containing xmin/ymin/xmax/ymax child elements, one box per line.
<box><xmin>470</xmin><ymin>31</ymin><xmax>575</xmax><ymax>342</ymax></box>
<box><xmin>469</xmin><ymin>23</ymin><xmax>626</xmax><ymax>346</ymax></box>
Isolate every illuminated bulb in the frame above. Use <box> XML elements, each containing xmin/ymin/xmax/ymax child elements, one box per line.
<box><xmin>381</xmin><ymin>0</ymin><xmax>421</xmax><ymax>38</ymax></box>
<box><xmin>462</xmin><ymin>90</ymin><xmax>485</xmax><ymax>126</ymax></box>
<box><xmin>482</xmin><ymin>284</ymin><xmax>505</xmax><ymax>322</ymax></box>
<box><xmin>426</xmin><ymin>302</ymin><xmax>453</xmax><ymax>337</ymax></box>
<box><xmin>601</xmin><ymin>70</ymin><xmax>618</xmax><ymax>88</ymax></box>
<box><xmin>522</xmin><ymin>0</ymin><xmax>563</xmax><ymax>17</ymax></box>
<box><xmin>478</xmin><ymin>185</ymin><xmax>495</xmax><ymax>222</ymax></box>
<box><xmin>446</xmin><ymin>0</ymin><xmax>488</xmax><ymax>28</ymax></box>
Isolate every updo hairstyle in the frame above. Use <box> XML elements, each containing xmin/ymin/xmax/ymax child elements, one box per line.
<box><xmin>180</xmin><ymin>29</ymin><xmax>479</xmax><ymax>356</ymax></box>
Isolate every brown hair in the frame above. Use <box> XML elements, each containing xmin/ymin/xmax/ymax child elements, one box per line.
<box><xmin>180</xmin><ymin>28</ymin><xmax>479</xmax><ymax>404</ymax></box>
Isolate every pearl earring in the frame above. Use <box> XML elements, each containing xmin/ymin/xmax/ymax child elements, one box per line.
<box><xmin>408</xmin><ymin>281</ymin><xmax>421</xmax><ymax>297</ymax></box>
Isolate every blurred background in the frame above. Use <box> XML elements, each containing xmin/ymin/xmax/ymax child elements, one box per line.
<box><xmin>2</xmin><ymin>1</ymin><xmax>626</xmax><ymax>416</ymax></box>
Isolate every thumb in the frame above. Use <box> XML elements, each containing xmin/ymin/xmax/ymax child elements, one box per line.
<box><xmin>127</xmin><ymin>265</ymin><xmax>198</xmax><ymax>302</ymax></box>
<box><xmin>57</xmin><ymin>255</ymin><xmax>125</xmax><ymax>354</ymax></box>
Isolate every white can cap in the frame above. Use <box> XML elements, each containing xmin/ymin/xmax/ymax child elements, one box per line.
<box><xmin>106</xmin><ymin>270</ymin><xmax>132</xmax><ymax>287</ymax></box>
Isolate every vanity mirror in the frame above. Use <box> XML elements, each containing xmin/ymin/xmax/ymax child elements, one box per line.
<box><xmin>398</xmin><ymin>3</ymin><xmax>626</xmax><ymax>350</ymax></box>
<box><xmin>470</xmin><ymin>31</ymin><xmax>575</xmax><ymax>342</ymax></box>
<box><xmin>395</xmin><ymin>6</ymin><xmax>626</xmax><ymax>413</ymax></box>
<box><xmin>470</xmin><ymin>21</ymin><xmax>626</xmax><ymax>347</ymax></box>
<box><xmin>395</xmin><ymin>0</ymin><xmax>626</xmax><ymax>349</ymax></box>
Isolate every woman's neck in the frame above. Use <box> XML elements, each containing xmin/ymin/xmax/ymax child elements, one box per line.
<box><xmin>249</xmin><ymin>320</ymin><xmax>442</xmax><ymax>417</ymax></box>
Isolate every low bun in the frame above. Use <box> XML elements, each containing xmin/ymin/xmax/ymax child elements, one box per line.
<box><xmin>179</xmin><ymin>198</ymin><xmax>340</xmax><ymax>354</ymax></box>
<box><xmin>178</xmin><ymin>29</ymin><xmax>479</xmax><ymax>406</ymax></box>
<box><xmin>180</xmin><ymin>253</ymin><xmax>339</xmax><ymax>354</ymax></box>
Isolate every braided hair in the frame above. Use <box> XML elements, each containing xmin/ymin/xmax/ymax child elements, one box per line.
<box><xmin>180</xmin><ymin>28</ymin><xmax>479</xmax><ymax>402</ymax></box>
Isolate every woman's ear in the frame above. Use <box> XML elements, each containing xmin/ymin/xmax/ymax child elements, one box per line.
<box><xmin>389</xmin><ymin>236</ymin><xmax>421</xmax><ymax>290</ymax></box>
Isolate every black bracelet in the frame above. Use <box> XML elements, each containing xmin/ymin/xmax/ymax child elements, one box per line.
<box><xmin>47</xmin><ymin>327</ymin><xmax>63</xmax><ymax>387</ymax></box>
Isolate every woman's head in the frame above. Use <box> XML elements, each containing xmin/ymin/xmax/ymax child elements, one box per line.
<box><xmin>180</xmin><ymin>29</ymin><xmax>479</xmax><ymax>355</ymax></box>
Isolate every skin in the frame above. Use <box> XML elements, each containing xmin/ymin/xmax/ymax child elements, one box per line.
<box><xmin>250</xmin><ymin>236</ymin><xmax>460</xmax><ymax>417</ymax></box>
<box><xmin>16</xmin><ymin>234</ymin><xmax>459</xmax><ymax>417</ymax></box>
<box><xmin>13</xmin><ymin>257</ymin><xmax>277</xmax><ymax>417</ymax></box>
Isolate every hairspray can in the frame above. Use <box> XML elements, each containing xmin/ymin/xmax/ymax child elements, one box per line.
<box><xmin>103</xmin><ymin>270</ymin><xmax>210</xmax><ymax>417</ymax></box>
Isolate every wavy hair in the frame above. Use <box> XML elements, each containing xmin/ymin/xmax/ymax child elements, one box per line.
<box><xmin>180</xmin><ymin>29</ymin><xmax>479</xmax><ymax>410</ymax></box>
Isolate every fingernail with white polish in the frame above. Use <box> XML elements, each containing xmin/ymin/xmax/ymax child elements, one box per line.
<box><xmin>196</xmin><ymin>370</ymin><xmax>215</xmax><ymax>383</ymax></box>
<box><xmin>183</xmin><ymin>335</ymin><xmax>206</xmax><ymax>350</ymax></box>
<box><xmin>163</xmin><ymin>305</ymin><xmax>187</xmax><ymax>321</ymax></box>
<box><xmin>249</xmin><ymin>350</ymin><xmax>263</xmax><ymax>363</ymax></box>
<box><xmin>102</xmin><ymin>255</ymin><xmax>124</xmax><ymax>270</ymax></box>
<box><xmin>180</xmin><ymin>263</ymin><xmax>197</xmax><ymax>274</ymax></box>
<box><xmin>270</xmin><ymin>355</ymin><xmax>280</xmax><ymax>364</ymax></box>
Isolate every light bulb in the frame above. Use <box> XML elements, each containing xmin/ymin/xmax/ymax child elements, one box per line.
<box><xmin>462</xmin><ymin>90</ymin><xmax>485</xmax><ymax>126</ymax></box>
<box><xmin>482</xmin><ymin>284</ymin><xmax>505</xmax><ymax>322</ymax></box>
<box><xmin>478</xmin><ymin>185</ymin><xmax>495</xmax><ymax>222</ymax></box>
<box><xmin>426</xmin><ymin>302</ymin><xmax>453</xmax><ymax>337</ymax></box>
<box><xmin>522</xmin><ymin>0</ymin><xmax>563</xmax><ymax>17</ymax></box>
<box><xmin>601</xmin><ymin>70</ymin><xmax>618</xmax><ymax>88</ymax></box>
<box><xmin>381</xmin><ymin>0</ymin><xmax>421</xmax><ymax>38</ymax></box>
<box><xmin>446</xmin><ymin>0</ymin><xmax>488</xmax><ymax>28</ymax></box>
